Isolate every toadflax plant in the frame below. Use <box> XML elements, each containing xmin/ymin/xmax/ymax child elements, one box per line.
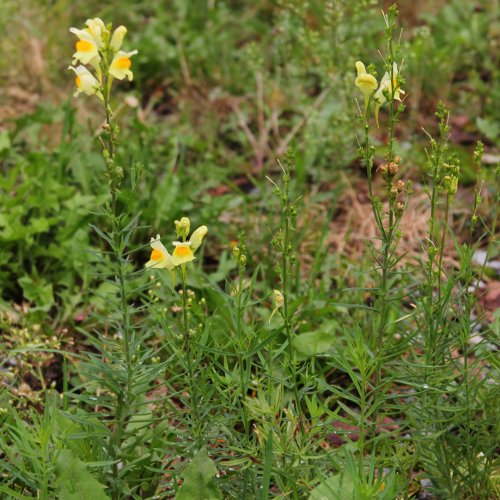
<box><xmin>66</xmin><ymin>18</ymin><xmax>168</xmax><ymax>498</ymax></box>
<box><xmin>145</xmin><ymin>218</ymin><xmax>208</xmax><ymax>451</ymax></box>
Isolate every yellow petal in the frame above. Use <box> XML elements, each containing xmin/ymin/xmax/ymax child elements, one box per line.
<box><xmin>171</xmin><ymin>243</ymin><xmax>195</xmax><ymax>266</ymax></box>
<box><xmin>109</xmin><ymin>50</ymin><xmax>138</xmax><ymax>81</ymax></box>
<box><xmin>355</xmin><ymin>61</ymin><xmax>367</xmax><ymax>77</ymax></box>
<box><xmin>110</xmin><ymin>25</ymin><xmax>127</xmax><ymax>51</ymax></box>
<box><xmin>147</xmin><ymin>235</ymin><xmax>175</xmax><ymax>270</ymax></box>
<box><xmin>355</xmin><ymin>74</ymin><xmax>378</xmax><ymax>95</ymax></box>
<box><xmin>189</xmin><ymin>225</ymin><xmax>208</xmax><ymax>252</ymax></box>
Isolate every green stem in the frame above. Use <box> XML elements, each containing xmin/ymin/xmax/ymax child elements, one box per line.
<box><xmin>281</xmin><ymin>172</ymin><xmax>304</xmax><ymax>431</ymax></box>
<box><xmin>236</xmin><ymin>264</ymin><xmax>250</xmax><ymax>440</ymax></box>
<box><xmin>437</xmin><ymin>196</ymin><xmax>450</xmax><ymax>307</ymax></box>
<box><xmin>180</xmin><ymin>265</ymin><xmax>202</xmax><ymax>449</ymax></box>
<box><xmin>101</xmin><ymin>72</ymin><xmax>134</xmax><ymax>499</ymax></box>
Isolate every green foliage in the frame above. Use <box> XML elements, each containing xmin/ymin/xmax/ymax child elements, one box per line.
<box><xmin>292</xmin><ymin>322</ymin><xmax>338</xmax><ymax>359</ymax></box>
<box><xmin>0</xmin><ymin>103</ymin><xmax>105</xmax><ymax>317</ymax></box>
<box><xmin>175</xmin><ymin>448</ymin><xmax>222</xmax><ymax>500</ymax></box>
<box><xmin>55</xmin><ymin>449</ymin><xmax>109</xmax><ymax>500</ymax></box>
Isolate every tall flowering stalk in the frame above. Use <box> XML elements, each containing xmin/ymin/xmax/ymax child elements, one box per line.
<box><xmin>354</xmin><ymin>4</ymin><xmax>409</xmax><ymax>450</ymax></box>
<box><xmin>67</xmin><ymin>18</ymin><xmax>162</xmax><ymax>498</ymax></box>
<box><xmin>269</xmin><ymin>152</ymin><xmax>304</xmax><ymax>431</ymax></box>
<box><xmin>146</xmin><ymin>218</ymin><xmax>208</xmax><ymax>450</ymax></box>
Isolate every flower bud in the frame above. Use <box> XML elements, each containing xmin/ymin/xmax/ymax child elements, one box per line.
<box><xmin>174</xmin><ymin>217</ymin><xmax>190</xmax><ymax>240</ymax></box>
<box><xmin>110</xmin><ymin>25</ymin><xmax>127</xmax><ymax>51</ymax></box>
<box><xmin>232</xmin><ymin>245</ymin><xmax>241</xmax><ymax>260</ymax></box>
<box><xmin>274</xmin><ymin>290</ymin><xmax>284</xmax><ymax>308</ymax></box>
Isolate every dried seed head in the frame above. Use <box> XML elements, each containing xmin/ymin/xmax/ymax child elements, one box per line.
<box><xmin>388</xmin><ymin>162</ymin><xmax>399</xmax><ymax>175</ymax></box>
<box><xmin>395</xmin><ymin>180</ymin><xmax>405</xmax><ymax>191</ymax></box>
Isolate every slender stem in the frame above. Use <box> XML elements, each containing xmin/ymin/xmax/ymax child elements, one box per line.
<box><xmin>281</xmin><ymin>173</ymin><xmax>304</xmax><ymax>430</ymax></box>
<box><xmin>236</xmin><ymin>264</ymin><xmax>250</xmax><ymax>440</ymax></box>
<box><xmin>370</xmin><ymin>68</ymin><xmax>398</xmax><ymax>441</ymax></box>
<box><xmin>180</xmin><ymin>265</ymin><xmax>202</xmax><ymax>449</ymax></box>
<box><xmin>101</xmin><ymin>66</ymin><xmax>135</xmax><ymax>499</ymax></box>
<box><xmin>437</xmin><ymin>196</ymin><xmax>450</xmax><ymax>305</ymax></box>
<box><xmin>358</xmin><ymin>377</ymin><xmax>368</xmax><ymax>470</ymax></box>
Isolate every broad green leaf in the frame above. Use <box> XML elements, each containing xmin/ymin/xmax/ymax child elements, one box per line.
<box><xmin>309</xmin><ymin>473</ymin><xmax>354</xmax><ymax>500</ymax></box>
<box><xmin>292</xmin><ymin>322</ymin><xmax>338</xmax><ymax>359</ymax></box>
<box><xmin>175</xmin><ymin>447</ymin><xmax>222</xmax><ymax>500</ymax></box>
<box><xmin>55</xmin><ymin>449</ymin><xmax>109</xmax><ymax>500</ymax></box>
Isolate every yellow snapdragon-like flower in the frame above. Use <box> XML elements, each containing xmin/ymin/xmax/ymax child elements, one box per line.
<box><xmin>354</xmin><ymin>61</ymin><xmax>378</xmax><ymax>113</ymax></box>
<box><xmin>69</xmin><ymin>19</ymin><xmax>137</xmax><ymax>98</ymax></box>
<box><xmin>69</xmin><ymin>27</ymin><xmax>100</xmax><ymax>65</ymax></box>
<box><xmin>146</xmin><ymin>222</ymin><xmax>208</xmax><ymax>271</ymax></box>
<box><xmin>109</xmin><ymin>50</ymin><xmax>138</xmax><ymax>81</ymax></box>
<box><xmin>68</xmin><ymin>65</ymin><xmax>101</xmax><ymax>98</ymax></box>
<box><xmin>85</xmin><ymin>17</ymin><xmax>108</xmax><ymax>48</ymax></box>
<box><xmin>374</xmin><ymin>62</ymin><xmax>405</xmax><ymax>127</ymax></box>
<box><xmin>146</xmin><ymin>235</ymin><xmax>175</xmax><ymax>270</ymax></box>
<box><xmin>171</xmin><ymin>225</ymin><xmax>208</xmax><ymax>267</ymax></box>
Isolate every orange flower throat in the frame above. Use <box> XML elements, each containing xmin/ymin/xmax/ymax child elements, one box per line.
<box><xmin>76</xmin><ymin>40</ymin><xmax>94</xmax><ymax>52</ymax></box>
<box><xmin>116</xmin><ymin>57</ymin><xmax>131</xmax><ymax>69</ymax></box>
<box><xmin>173</xmin><ymin>245</ymin><xmax>191</xmax><ymax>257</ymax></box>
<box><xmin>151</xmin><ymin>249</ymin><xmax>163</xmax><ymax>261</ymax></box>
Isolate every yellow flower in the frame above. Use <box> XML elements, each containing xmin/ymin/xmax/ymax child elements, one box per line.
<box><xmin>354</xmin><ymin>61</ymin><xmax>378</xmax><ymax>113</ymax></box>
<box><xmin>146</xmin><ymin>235</ymin><xmax>175</xmax><ymax>271</ymax></box>
<box><xmin>374</xmin><ymin>62</ymin><xmax>405</xmax><ymax>127</ymax></box>
<box><xmin>171</xmin><ymin>225</ymin><xmax>208</xmax><ymax>267</ymax></box>
<box><xmin>109</xmin><ymin>50</ymin><xmax>138</xmax><ymax>81</ymax></box>
<box><xmin>110</xmin><ymin>25</ymin><xmax>127</xmax><ymax>52</ymax></box>
<box><xmin>85</xmin><ymin>18</ymin><xmax>108</xmax><ymax>49</ymax></box>
<box><xmin>69</xmin><ymin>27</ymin><xmax>100</xmax><ymax>65</ymax></box>
<box><xmin>68</xmin><ymin>65</ymin><xmax>101</xmax><ymax>98</ymax></box>
<box><xmin>269</xmin><ymin>289</ymin><xmax>284</xmax><ymax>322</ymax></box>
<box><xmin>189</xmin><ymin>225</ymin><xmax>208</xmax><ymax>251</ymax></box>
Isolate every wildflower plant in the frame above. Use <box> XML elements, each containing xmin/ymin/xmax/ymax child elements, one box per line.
<box><xmin>355</xmin><ymin>1</ymin><xmax>409</xmax><ymax>417</ymax></box>
<box><xmin>333</xmin><ymin>4</ymin><xmax>414</xmax><ymax>495</ymax></box>
<box><xmin>268</xmin><ymin>151</ymin><xmax>304</xmax><ymax>430</ymax></box>
<box><xmin>408</xmin><ymin>106</ymin><xmax>500</xmax><ymax>498</ymax></box>
<box><xmin>66</xmin><ymin>18</ymin><xmax>166</xmax><ymax>498</ymax></box>
<box><xmin>145</xmin><ymin>218</ymin><xmax>208</xmax><ymax>451</ymax></box>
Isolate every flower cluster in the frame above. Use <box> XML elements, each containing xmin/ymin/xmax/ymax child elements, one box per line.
<box><xmin>68</xmin><ymin>18</ymin><xmax>138</xmax><ymax>99</ymax></box>
<box><xmin>146</xmin><ymin>217</ymin><xmax>208</xmax><ymax>272</ymax></box>
<box><xmin>354</xmin><ymin>60</ymin><xmax>405</xmax><ymax>126</ymax></box>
